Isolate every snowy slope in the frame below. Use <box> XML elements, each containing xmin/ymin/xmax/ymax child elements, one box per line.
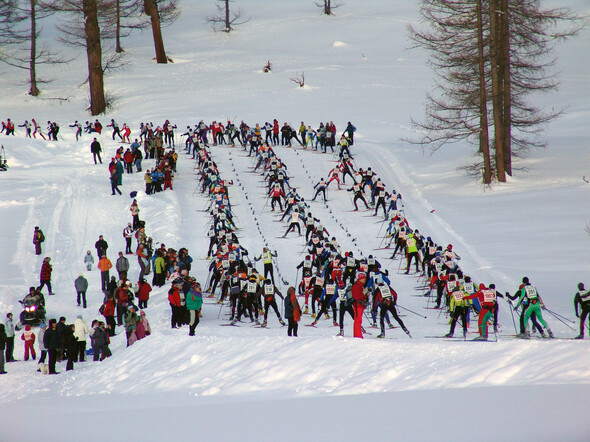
<box><xmin>1</xmin><ymin>0</ymin><xmax>590</xmax><ymax>440</ymax></box>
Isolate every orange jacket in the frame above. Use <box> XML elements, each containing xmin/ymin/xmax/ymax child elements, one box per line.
<box><xmin>98</xmin><ymin>257</ymin><xmax>113</xmax><ymax>272</ymax></box>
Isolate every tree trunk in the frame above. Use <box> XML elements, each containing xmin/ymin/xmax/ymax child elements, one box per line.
<box><xmin>489</xmin><ymin>0</ymin><xmax>506</xmax><ymax>182</ymax></box>
<box><xmin>28</xmin><ymin>0</ymin><xmax>39</xmax><ymax>96</ymax></box>
<box><xmin>476</xmin><ymin>0</ymin><xmax>492</xmax><ymax>184</ymax></box>
<box><xmin>144</xmin><ymin>0</ymin><xmax>167</xmax><ymax>63</ymax></box>
<box><xmin>325</xmin><ymin>0</ymin><xmax>332</xmax><ymax>15</ymax></box>
<box><xmin>115</xmin><ymin>0</ymin><xmax>123</xmax><ymax>53</ymax></box>
<box><xmin>500</xmin><ymin>0</ymin><xmax>512</xmax><ymax>176</ymax></box>
<box><xmin>83</xmin><ymin>0</ymin><xmax>106</xmax><ymax>115</ymax></box>
<box><xmin>225</xmin><ymin>0</ymin><xmax>230</xmax><ymax>32</ymax></box>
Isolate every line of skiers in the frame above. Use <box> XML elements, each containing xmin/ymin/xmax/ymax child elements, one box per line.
<box><xmin>180</xmin><ymin>119</ymin><xmax>356</xmax><ymax>154</ymax></box>
<box><xmin>304</xmin><ymin>148</ymin><xmax>584</xmax><ymax>340</ymax></box>
<box><xmin>194</xmin><ymin>138</ymin><xmax>290</xmax><ymax>329</ymax></box>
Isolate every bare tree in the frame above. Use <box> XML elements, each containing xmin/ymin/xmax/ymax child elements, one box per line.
<box><xmin>53</xmin><ymin>0</ymin><xmax>107</xmax><ymax>114</ymax></box>
<box><xmin>314</xmin><ymin>0</ymin><xmax>342</xmax><ymax>16</ymax></box>
<box><xmin>408</xmin><ymin>0</ymin><xmax>583</xmax><ymax>184</ymax></box>
<box><xmin>83</xmin><ymin>0</ymin><xmax>106</xmax><ymax>114</ymax></box>
<box><xmin>206</xmin><ymin>0</ymin><xmax>249</xmax><ymax>33</ymax></box>
<box><xmin>0</xmin><ymin>1</ymin><xmax>70</xmax><ymax>97</ymax></box>
<box><xmin>144</xmin><ymin>0</ymin><xmax>178</xmax><ymax>62</ymax></box>
<box><xmin>408</xmin><ymin>0</ymin><xmax>492</xmax><ymax>180</ymax></box>
<box><xmin>112</xmin><ymin>0</ymin><xmax>144</xmax><ymax>53</ymax></box>
<box><xmin>0</xmin><ymin>0</ymin><xmax>27</xmax><ymax>45</ymax></box>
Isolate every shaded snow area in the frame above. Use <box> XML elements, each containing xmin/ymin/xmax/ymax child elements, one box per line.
<box><xmin>1</xmin><ymin>0</ymin><xmax>589</xmax><ymax>440</ymax></box>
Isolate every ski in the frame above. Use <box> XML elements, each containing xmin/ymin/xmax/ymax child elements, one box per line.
<box><xmin>220</xmin><ymin>323</ymin><xmax>240</xmax><ymax>327</ymax></box>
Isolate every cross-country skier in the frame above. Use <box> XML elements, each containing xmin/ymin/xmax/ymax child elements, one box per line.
<box><xmin>513</xmin><ymin>277</ymin><xmax>553</xmax><ymax>338</ymax></box>
<box><xmin>375</xmin><ymin>282</ymin><xmax>411</xmax><ymax>338</ymax></box>
<box><xmin>574</xmin><ymin>282</ymin><xmax>590</xmax><ymax>339</ymax></box>
<box><xmin>260</xmin><ymin>279</ymin><xmax>285</xmax><ymax>327</ymax></box>
<box><xmin>254</xmin><ymin>247</ymin><xmax>278</xmax><ymax>284</ymax></box>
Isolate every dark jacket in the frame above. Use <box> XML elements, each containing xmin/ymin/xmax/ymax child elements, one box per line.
<box><xmin>91</xmin><ymin>140</ymin><xmax>102</xmax><ymax>153</ymax></box>
<box><xmin>0</xmin><ymin>324</ymin><xmax>6</xmax><ymax>350</ymax></box>
<box><xmin>43</xmin><ymin>327</ymin><xmax>59</xmax><ymax>350</ymax></box>
<box><xmin>64</xmin><ymin>328</ymin><xmax>78</xmax><ymax>356</ymax></box>
<box><xmin>91</xmin><ymin>326</ymin><xmax>107</xmax><ymax>347</ymax></box>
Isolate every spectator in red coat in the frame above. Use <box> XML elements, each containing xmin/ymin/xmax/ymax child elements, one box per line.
<box><xmin>168</xmin><ymin>281</ymin><xmax>182</xmax><ymax>329</ymax></box>
<box><xmin>137</xmin><ymin>279</ymin><xmax>152</xmax><ymax>309</ymax></box>
<box><xmin>38</xmin><ymin>257</ymin><xmax>53</xmax><ymax>296</ymax></box>
<box><xmin>102</xmin><ymin>294</ymin><xmax>116</xmax><ymax>336</ymax></box>
<box><xmin>351</xmin><ymin>273</ymin><xmax>368</xmax><ymax>338</ymax></box>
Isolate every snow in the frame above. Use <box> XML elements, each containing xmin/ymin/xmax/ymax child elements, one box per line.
<box><xmin>1</xmin><ymin>0</ymin><xmax>589</xmax><ymax>440</ymax></box>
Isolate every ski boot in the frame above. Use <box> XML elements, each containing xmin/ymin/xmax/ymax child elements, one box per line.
<box><xmin>279</xmin><ymin>319</ymin><xmax>286</xmax><ymax>326</ymax></box>
<box><xmin>403</xmin><ymin>327</ymin><xmax>411</xmax><ymax>338</ymax></box>
<box><xmin>369</xmin><ymin>322</ymin><xmax>377</xmax><ymax>328</ymax></box>
<box><xmin>311</xmin><ymin>313</ymin><xmax>316</xmax><ymax>319</ymax></box>
<box><xmin>575</xmin><ymin>334</ymin><xmax>584</xmax><ymax>340</ymax></box>
<box><xmin>336</xmin><ymin>330</ymin><xmax>344</xmax><ymax>337</ymax></box>
<box><xmin>231</xmin><ymin>319</ymin><xmax>237</xmax><ymax>325</ymax></box>
<box><xmin>473</xmin><ymin>335</ymin><xmax>487</xmax><ymax>341</ymax></box>
<box><xmin>376</xmin><ymin>333</ymin><xmax>385</xmax><ymax>339</ymax></box>
<box><xmin>518</xmin><ymin>331</ymin><xmax>530</xmax><ymax>339</ymax></box>
<box><xmin>388</xmin><ymin>323</ymin><xmax>395</xmax><ymax>329</ymax></box>
<box><xmin>325</xmin><ymin>313</ymin><xmax>330</xmax><ymax>319</ymax></box>
<box><xmin>260</xmin><ymin>321</ymin><xmax>267</xmax><ymax>328</ymax></box>
<box><xmin>303</xmin><ymin>306</ymin><xmax>309</xmax><ymax>314</ymax></box>
<box><xmin>310</xmin><ymin>320</ymin><xmax>318</xmax><ymax>326</ymax></box>
<box><xmin>547</xmin><ymin>328</ymin><xmax>554</xmax><ymax>338</ymax></box>
<box><xmin>444</xmin><ymin>332</ymin><xmax>453</xmax><ymax>338</ymax></box>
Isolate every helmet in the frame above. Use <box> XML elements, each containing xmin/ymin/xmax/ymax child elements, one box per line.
<box><xmin>578</xmin><ymin>282</ymin><xmax>585</xmax><ymax>290</ymax></box>
<box><xmin>522</xmin><ymin>276</ymin><xmax>529</xmax><ymax>284</ymax></box>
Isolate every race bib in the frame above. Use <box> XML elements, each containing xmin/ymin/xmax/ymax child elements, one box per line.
<box><xmin>264</xmin><ymin>285</ymin><xmax>274</xmax><ymax>295</ymax></box>
<box><xmin>326</xmin><ymin>284</ymin><xmax>336</xmax><ymax>295</ymax></box>
<box><xmin>524</xmin><ymin>285</ymin><xmax>538</xmax><ymax>299</ymax></box>
<box><xmin>482</xmin><ymin>289</ymin><xmax>496</xmax><ymax>303</ymax></box>
<box><xmin>247</xmin><ymin>282</ymin><xmax>257</xmax><ymax>293</ymax></box>
<box><xmin>447</xmin><ymin>280</ymin><xmax>458</xmax><ymax>292</ymax></box>
<box><xmin>380</xmin><ymin>285</ymin><xmax>392</xmax><ymax>299</ymax></box>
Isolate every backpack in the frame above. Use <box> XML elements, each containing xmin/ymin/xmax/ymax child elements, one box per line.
<box><xmin>39</xmin><ymin>230</ymin><xmax>45</xmax><ymax>243</ymax></box>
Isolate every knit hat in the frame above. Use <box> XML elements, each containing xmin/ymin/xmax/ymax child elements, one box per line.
<box><xmin>76</xmin><ymin>315</ymin><xmax>82</xmax><ymax>320</ymax></box>
<box><xmin>25</xmin><ymin>325</ymin><xmax>31</xmax><ymax>331</ymax></box>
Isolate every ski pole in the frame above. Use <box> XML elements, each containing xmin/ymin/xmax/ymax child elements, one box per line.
<box><xmin>217</xmin><ymin>299</ymin><xmax>224</xmax><ymax>319</ymax></box>
<box><xmin>504</xmin><ymin>296</ymin><xmax>518</xmax><ymax>334</ymax></box>
<box><xmin>396</xmin><ymin>304</ymin><xmax>427</xmax><ymax>319</ymax></box>
<box><xmin>543</xmin><ymin>308</ymin><xmax>576</xmax><ymax>331</ymax></box>
<box><xmin>377</xmin><ymin>217</ymin><xmax>386</xmax><ymax>239</ymax></box>
<box><xmin>294</xmin><ymin>267</ymin><xmax>300</xmax><ymax>292</ymax></box>
<box><xmin>259</xmin><ymin>196</ymin><xmax>270</xmax><ymax>215</ymax></box>
<box><xmin>544</xmin><ymin>308</ymin><xmax>575</xmax><ymax>323</ymax></box>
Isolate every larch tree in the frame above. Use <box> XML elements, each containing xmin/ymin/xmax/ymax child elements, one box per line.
<box><xmin>206</xmin><ymin>0</ymin><xmax>249</xmax><ymax>33</ymax></box>
<box><xmin>144</xmin><ymin>0</ymin><xmax>178</xmax><ymax>62</ymax></box>
<box><xmin>408</xmin><ymin>0</ymin><xmax>583</xmax><ymax>184</ymax></box>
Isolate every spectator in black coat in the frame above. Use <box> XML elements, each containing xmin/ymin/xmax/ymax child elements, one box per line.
<box><xmin>64</xmin><ymin>325</ymin><xmax>78</xmax><ymax>371</ymax></box>
<box><xmin>43</xmin><ymin>319</ymin><xmax>59</xmax><ymax>374</ymax></box>
<box><xmin>0</xmin><ymin>324</ymin><xmax>7</xmax><ymax>374</ymax></box>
